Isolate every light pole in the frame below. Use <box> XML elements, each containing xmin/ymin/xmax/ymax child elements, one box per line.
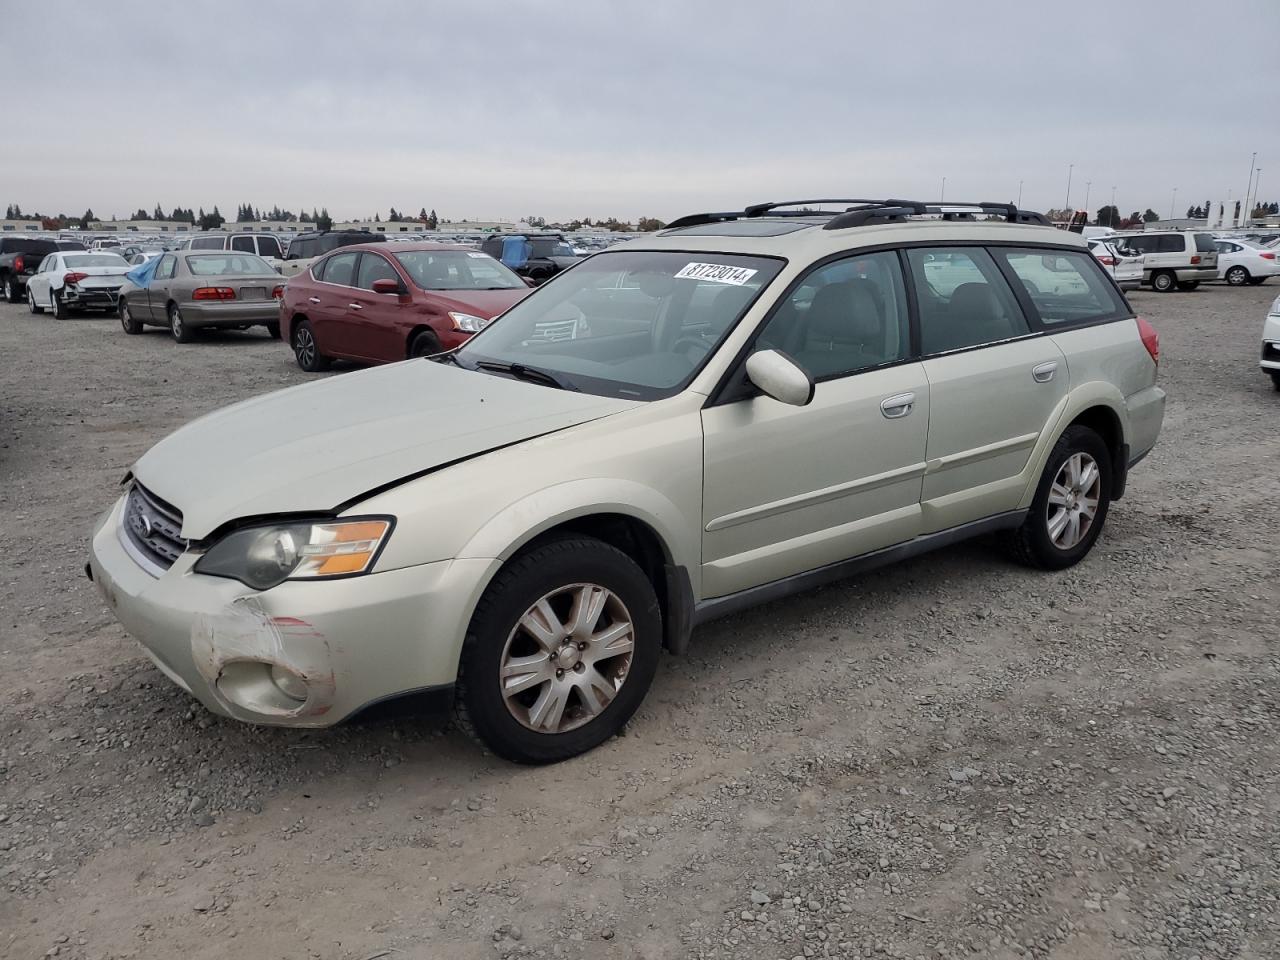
<box><xmin>1170</xmin><ymin>187</ymin><xmax>1178</xmax><ymax>221</ymax></box>
<box><xmin>940</xmin><ymin>176</ymin><xmax>946</xmax><ymax>203</ymax></box>
<box><xmin>1065</xmin><ymin>164</ymin><xmax>1074</xmax><ymax>211</ymax></box>
<box><xmin>1244</xmin><ymin>151</ymin><xmax>1257</xmax><ymax>226</ymax></box>
<box><xmin>1084</xmin><ymin>181</ymin><xmax>1092</xmax><ymax>220</ymax></box>
<box><xmin>1017</xmin><ymin>180</ymin><xmax>1023</xmax><ymax>207</ymax></box>
<box><xmin>1110</xmin><ymin>186</ymin><xmax>1117</xmax><ymax>227</ymax></box>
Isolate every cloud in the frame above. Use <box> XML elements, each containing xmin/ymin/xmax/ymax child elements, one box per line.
<box><xmin>4</xmin><ymin>0</ymin><xmax>1278</xmax><ymax>221</ymax></box>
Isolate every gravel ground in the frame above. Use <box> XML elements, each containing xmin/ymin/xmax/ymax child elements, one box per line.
<box><xmin>1</xmin><ymin>284</ymin><xmax>1278</xmax><ymax>960</ymax></box>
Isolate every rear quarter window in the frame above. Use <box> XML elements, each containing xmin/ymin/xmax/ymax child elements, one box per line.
<box><xmin>995</xmin><ymin>248</ymin><xmax>1129</xmax><ymax>326</ymax></box>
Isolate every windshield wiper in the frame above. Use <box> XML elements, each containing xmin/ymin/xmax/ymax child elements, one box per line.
<box><xmin>431</xmin><ymin>351</ymin><xmax>466</xmax><ymax>368</ymax></box>
<box><xmin>474</xmin><ymin>360</ymin><xmax>578</xmax><ymax>391</ymax></box>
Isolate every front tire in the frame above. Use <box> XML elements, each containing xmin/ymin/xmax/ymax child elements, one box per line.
<box><xmin>168</xmin><ymin>303</ymin><xmax>194</xmax><ymax>342</ymax></box>
<box><xmin>1008</xmin><ymin>425</ymin><xmax>1112</xmax><ymax>570</ymax></box>
<box><xmin>408</xmin><ymin>329</ymin><xmax>441</xmax><ymax>359</ymax></box>
<box><xmin>455</xmin><ymin>537</ymin><xmax>662</xmax><ymax>764</ymax></box>
<box><xmin>291</xmin><ymin>319</ymin><xmax>330</xmax><ymax>371</ymax></box>
<box><xmin>28</xmin><ymin>288</ymin><xmax>44</xmax><ymax>314</ymax></box>
<box><xmin>120</xmin><ymin>299</ymin><xmax>143</xmax><ymax>334</ymax></box>
<box><xmin>1225</xmin><ymin>266</ymin><xmax>1249</xmax><ymax>286</ymax></box>
<box><xmin>1151</xmin><ymin>271</ymin><xmax>1175</xmax><ymax>293</ymax></box>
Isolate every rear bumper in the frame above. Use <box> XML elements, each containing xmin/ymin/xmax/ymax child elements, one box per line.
<box><xmin>63</xmin><ymin>285</ymin><xmax>122</xmax><ymax>308</ymax></box>
<box><xmin>1125</xmin><ymin>384</ymin><xmax>1166</xmax><ymax>465</ymax></box>
<box><xmin>183</xmin><ymin>300</ymin><xmax>280</xmax><ymax>327</ymax></box>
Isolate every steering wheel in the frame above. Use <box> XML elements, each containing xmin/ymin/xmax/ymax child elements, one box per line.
<box><xmin>671</xmin><ymin>336</ymin><xmax>713</xmax><ymax>359</ymax></box>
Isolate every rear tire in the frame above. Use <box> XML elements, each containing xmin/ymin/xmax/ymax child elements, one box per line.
<box><xmin>1175</xmin><ymin>281</ymin><xmax>1199</xmax><ymax>291</ymax></box>
<box><xmin>1151</xmin><ymin>271</ymin><xmax>1175</xmax><ymax>293</ymax></box>
<box><xmin>1007</xmin><ymin>425</ymin><xmax>1112</xmax><ymax>570</ymax></box>
<box><xmin>1225</xmin><ymin>266</ymin><xmax>1249</xmax><ymax>286</ymax></box>
<box><xmin>52</xmin><ymin>290</ymin><xmax>68</xmax><ymax>319</ymax></box>
<box><xmin>28</xmin><ymin>288</ymin><xmax>44</xmax><ymax>314</ymax></box>
<box><xmin>455</xmin><ymin>537</ymin><xmax>661</xmax><ymax>764</ymax></box>
<box><xmin>120</xmin><ymin>299</ymin><xmax>143</xmax><ymax>334</ymax></box>
<box><xmin>265</xmin><ymin>321</ymin><xmax>281</xmax><ymax>339</ymax></box>
<box><xmin>2</xmin><ymin>275</ymin><xmax>19</xmax><ymax>303</ymax></box>
<box><xmin>1271</xmin><ymin>372</ymin><xmax>1280</xmax><ymax>392</ymax></box>
<box><xmin>291</xmin><ymin>319</ymin><xmax>330</xmax><ymax>371</ymax></box>
<box><xmin>168</xmin><ymin>303</ymin><xmax>194</xmax><ymax>343</ymax></box>
<box><xmin>408</xmin><ymin>329</ymin><xmax>441</xmax><ymax>359</ymax></box>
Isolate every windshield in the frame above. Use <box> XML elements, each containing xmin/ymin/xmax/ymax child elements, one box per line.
<box><xmin>395</xmin><ymin>250</ymin><xmax>524</xmax><ymax>290</ymax></box>
<box><xmin>185</xmin><ymin>254</ymin><xmax>276</xmax><ymax>276</ymax></box>
<box><xmin>64</xmin><ymin>254</ymin><xmax>128</xmax><ymax>268</ymax></box>
<box><xmin>530</xmin><ymin>239</ymin><xmax>576</xmax><ymax>258</ymax></box>
<box><xmin>454</xmin><ymin>250</ymin><xmax>783</xmax><ymax>400</ymax></box>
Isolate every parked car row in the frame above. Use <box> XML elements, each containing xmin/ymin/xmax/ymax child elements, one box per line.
<box><xmin>1</xmin><ymin>236</ymin><xmax>87</xmax><ymax>302</ymax></box>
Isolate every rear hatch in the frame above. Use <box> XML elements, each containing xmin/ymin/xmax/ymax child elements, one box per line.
<box><xmin>1193</xmin><ymin>233</ymin><xmax>1218</xmax><ymax>269</ymax></box>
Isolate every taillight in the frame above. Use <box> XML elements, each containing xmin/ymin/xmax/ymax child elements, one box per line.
<box><xmin>271</xmin><ymin>284</ymin><xmax>284</xmax><ymax>299</ymax></box>
<box><xmin>192</xmin><ymin>286</ymin><xmax>236</xmax><ymax>301</ymax></box>
<box><xmin>13</xmin><ymin>255</ymin><xmax>23</xmax><ymax>272</ymax></box>
<box><xmin>1189</xmin><ymin>255</ymin><xmax>1201</xmax><ymax>264</ymax></box>
<box><xmin>1261</xmin><ymin>252</ymin><xmax>1276</xmax><ymax>260</ymax></box>
<box><xmin>1137</xmin><ymin>316</ymin><xmax>1159</xmax><ymax>365</ymax></box>
<box><xmin>63</xmin><ymin>271</ymin><xmax>88</xmax><ymax>285</ymax></box>
<box><xmin>1098</xmin><ymin>256</ymin><xmax>1116</xmax><ymax>266</ymax></box>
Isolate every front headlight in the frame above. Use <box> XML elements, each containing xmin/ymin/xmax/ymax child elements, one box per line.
<box><xmin>194</xmin><ymin>517</ymin><xmax>392</xmax><ymax>591</ymax></box>
<box><xmin>1270</xmin><ymin>293</ymin><xmax>1280</xmax><ymax>315</ymax></box>
<box><xmin>449</xmin><ymin>311</ymin><xmax>491</xmax><ymax>333</ymax></box>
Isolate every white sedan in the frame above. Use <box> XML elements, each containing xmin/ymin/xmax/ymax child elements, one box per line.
<box><xmin>1213</xmin><ymin>239</ymin><xmax>1279</xmax><ymax>286</ymax></box>
<box><xmin>1087</xmin><ymin>239</ymin><xmax>1144</xmax><ymax>291</ymax></box>
<box><xmin>1263</xmin><ymin>292</ymin><xmax>1280</xmax><ymax>391</ymax></box>
<box><xmin>25</xmin><ymin>251</ymin><xmax>132</xmax><ymax>318</ymax></box>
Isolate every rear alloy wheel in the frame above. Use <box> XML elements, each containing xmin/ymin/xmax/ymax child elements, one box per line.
<box><xmin>1151</xmin><ymin>271</ymin><xmax>1175</xmax><ymax>293</ymax></box>
<box><xmin>291</xmin><ymin>320</ymin><xmax>330</xmax><ymax>371</ymax></box>
<box><xmin>51</xmin><ymin>289</ymin><xmax>68</xmax><ymax>319</ymax></box>
<box><xmin>28</xmin><ymin>287</ymin><xmax>44</xmax><ymax>314</ymax></box>
<box><xmin>2</xmin><ymin>276</ymin><xmax>19</xmax><ymax>303</ymax></box>
<box><xmin>456</xmin><ymin>537</ymin><xmax>661</xmax><ymax>764</ymax></box>
<box><xmin>1225</xmin><ymin>266</ymin><xmax>1250</xmax><ymax>286</ymax></box>
<box><xmin>1007</xmin><ymin>425</ymin><xmax>1112</xmax><ymax>570</ymax></box>
<box><xmin>120</xmin><ymin>299</ymin><xmax>143</xmax><ymax>334</ymax></box>
<box><xmin>168</xmin><ymin>303</ymin><xmax>194</xmax><ymax>342</ymax></box>
<box><xmin>408</xmin><ymin>330</ymin><xmax>441</xmax><ymax>359</ymax></box>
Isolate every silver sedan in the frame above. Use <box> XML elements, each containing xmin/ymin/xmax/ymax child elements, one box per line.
<box><xmin>117</xmin><ymin>251</ymin><xmax>284</xmax><ymax>343</ymax></box>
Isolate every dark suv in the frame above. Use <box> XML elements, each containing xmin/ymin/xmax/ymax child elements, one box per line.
<box><xmin>281</xmin><ymin>231</ymin><xmax>385</xmax><ymax>277</ymax></box>
<box><xmin>479</xmin><ymin>232</ymin><xmax>580</xmax><ymax>283</ymax></box>
<box><xmin>1</xmin><ymin>237</ymin><xmax>86</xmax><ymax>302</ymax></box>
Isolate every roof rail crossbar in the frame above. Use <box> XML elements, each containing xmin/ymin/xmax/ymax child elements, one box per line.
<box><xmin>741</xmin><ymin>199</ymin><xmax>886</xmax><ymax>218</ymax></box>
<box><xmin>666</xmin><ymin>198</ymin><xmax>1053</xmax><ymax>232</ymax></box>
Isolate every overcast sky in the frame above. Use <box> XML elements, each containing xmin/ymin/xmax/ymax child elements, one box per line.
<box><xmin>6</xmin><ymin>0</ymin><xmax>1279</xmax><ymax>223</ymax></box>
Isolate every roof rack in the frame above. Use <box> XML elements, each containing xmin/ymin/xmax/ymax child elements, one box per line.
<box><xmin>663</xmin><ymin>199</ymin><xmax>1052</xmax><ymax>232</ymax></box>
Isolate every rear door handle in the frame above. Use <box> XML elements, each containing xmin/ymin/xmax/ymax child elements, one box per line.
<box><xmin>307</xmin><ymin>296</ymin><xmax>320</xmax><ymax>304</ymax></box>
<box><xmin>880</xmin><ymin>392</ymin><xmax>915</xmax><ymax>419</ymax></box>
<box><xmin>1032</xmin><ymin>361</ymin><xmax>1058</xmax><ymax>383</ymax></box>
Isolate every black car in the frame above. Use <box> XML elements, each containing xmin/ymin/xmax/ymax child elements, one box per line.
<box><xmin>0</xmin><ymin>237</ymin><xmax>86</xmax><ymax>302</ymax></box>
<box><xmin>284</xmin><ymin>230</ymin><xmax>385</xmax><ymax>262</ymax></box>
<box><xmin>479</xmin><ymin>232</ymin><xmax>580</xmax><ymax>283</ymax></box>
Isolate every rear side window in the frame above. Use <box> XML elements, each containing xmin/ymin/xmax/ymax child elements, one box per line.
<box><xmin>995</xmin><ymin>249</ymin><xmax>1128</xmax><ymax>326</ymax></box>
<box><xmin>190</xmin><ymin>236</ymin><xmax>224</xmax><ymax>251</ymax></box>
<box><xmin>289</xmin><ymin>238</ymin><xmax>312</xmax><ymax>259</ymax></box>
<box><xmin>1193</xmin><ymin>234</ymin><xmax>1216</xmax><ymax>253</ymax></box>
<box><xmin>1157</xmin><ymin>235</ymin><xmax>1184</xmax><ymax>253</ymax></box>
<box><xmin>319</xmin><ymin>251</ymin><xmax>358</xmax><ymax>286</ymax></box>
<box><xmin>257</xmin><ymin>236</ymin><xmax>282</xmax><ymax>259</ymax></box>
<box><xmin>906</xmin><ymin>247</ymin><xmax>1029</xmax><ymax>354</ymax></box>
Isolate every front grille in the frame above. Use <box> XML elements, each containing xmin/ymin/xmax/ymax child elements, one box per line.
<box><xmin>121</xmin><ymin>482</ymin><xmax>187</xmax><ymax>573</ymax></box>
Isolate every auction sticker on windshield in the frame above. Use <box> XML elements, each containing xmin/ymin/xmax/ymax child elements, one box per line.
<box><xmin>674</xmin><ymin>262</ymin><xmax>758</xmax><ymax>285</ymax></box>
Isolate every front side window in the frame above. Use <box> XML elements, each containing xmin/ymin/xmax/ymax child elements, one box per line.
<box><xmin>355</xmin><ymin>253</ymin><xmax>400</xmax><ymax>290</ymax></box>
<box><xmin>995</xmin><ymin>248</ymin><xmax>1128</xmax><ymax>326</ymax></box>
<box><xmin>394</xmin><ymin>250</ymin><xmax>524</xmax><ymax>290</ymax></box>
<box><xmin>319</xmin><ymin>251</ymin><xmax>358</xmax><ymax>286</ymax></box>
<box><xmin>755</xmin><ymin>251</ymin><xmax>909</xmax><ymax>379</ymax></box>
<box><xmin>455</xmin><ymin>250</ymin><xmax>783</xmax><ymax>400</ymax></box>
<box><xmin>907</xmin><ymin>247</ymin><xmax>1029</xmax><ymax>354</ymax></box>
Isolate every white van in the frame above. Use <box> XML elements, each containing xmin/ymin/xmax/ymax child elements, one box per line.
<box><xmin>175</xmin><ymin>233</ymin><xmax>285</xmax><ymax>272</ymax></box>
<box><xmin>1109</xmin><ymin>231</ymin><xmax>1218</xmax><ymax>292</ymax></box>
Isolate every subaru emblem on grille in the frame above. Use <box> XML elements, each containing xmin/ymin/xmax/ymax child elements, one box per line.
<box><xmin>140</xmin><ymin>515</ymin><xmax>155</xmax><ymax>538</ymax></box>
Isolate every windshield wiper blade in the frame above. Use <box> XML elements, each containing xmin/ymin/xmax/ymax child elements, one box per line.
<box><xmin>474</xmin><ymin>360</ymin><xmax>578</xmax><ymax>391</ymax></box>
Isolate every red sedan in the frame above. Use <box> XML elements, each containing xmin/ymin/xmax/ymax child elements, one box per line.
<box><xmin>280</xmin><ymin>243</ymin><xmax>533</xmax><ymax>372</ymax></box>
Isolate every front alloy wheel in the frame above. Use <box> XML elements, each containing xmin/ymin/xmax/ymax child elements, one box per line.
<box><xmin>456</xmin><ymin>536</ymin><xmax>661</xmax><ymax>763</ymax></box>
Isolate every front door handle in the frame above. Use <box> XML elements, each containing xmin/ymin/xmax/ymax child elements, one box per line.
<box><xmin>348</xmin><ymin>303</ymin><xmax>363</xmax><ymax>310</ymax></box>
<box><xmin>880</xmin><ymin>392</ymin><xmax>915</xmax><ymax>419</ymax></box>
<box><xmin>307</xmin><ymin>296</ymin><xmax>321</xmax><ymax>304</ymax></box>
<box><xmin>1032</xmin><ymin>361</ymin><xmax>1058</xmax><ymax>383</ymax></box>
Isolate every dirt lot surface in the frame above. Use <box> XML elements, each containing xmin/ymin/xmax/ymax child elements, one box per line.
<box><xmin>1</xmin><ymin>283</ymin><xmax>1278</xmax><ymax>960</ymax></box>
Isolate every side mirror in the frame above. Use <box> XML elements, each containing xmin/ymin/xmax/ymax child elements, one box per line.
<box><xmin>371</xmin><ymin>278</ymin><xmax>401</xmax><ymax>295</ymax></box>
<box><xmin>745</xmin><ymin>350</ymin><xmax>814</xmax><ymax>406</ymax></box>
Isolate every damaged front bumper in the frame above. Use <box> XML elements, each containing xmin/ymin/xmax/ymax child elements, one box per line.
<box><xmin>87</xmin><ymin>496</ymin><xmax>496</xmax><ymax>726</ymax></box>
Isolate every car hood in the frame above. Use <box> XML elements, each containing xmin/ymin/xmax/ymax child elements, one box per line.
<box><xmin>422</xmin><ymin>287</ymin><xmax>529</xmax><ymax>319</ymax></box>
<box><xmin>134</xmin><ymin>360</ymin><xmax>640</xmax><ymax>539</ymax></box>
